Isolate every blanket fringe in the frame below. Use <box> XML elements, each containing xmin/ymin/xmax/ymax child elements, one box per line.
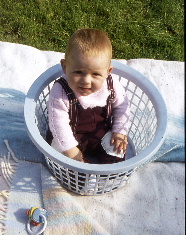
<box><xmin>0</xmin><ymin>190</ymin><xmax>9</xmax><ymax>235</ymax></box>
<box><xmin>1</xmin><ymin>140</ymin><xmax>19</xmax><ymax>187</ymax></box>
<box><xmin>0</xmin><ymin>140</ymin><xmax>19</xmax><ymax>234</ymax></box>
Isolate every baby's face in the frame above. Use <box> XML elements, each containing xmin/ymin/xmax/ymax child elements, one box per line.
<box><xmin>61</xmin><ymin>52</ymin><xmax>113</xmax><ymax>96</ymax></box>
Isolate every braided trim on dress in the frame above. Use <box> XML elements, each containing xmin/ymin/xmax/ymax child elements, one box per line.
<box><xmin>106</xmin><ymin>75</ymin><xmax>115</xmax><ymax>121</ymax></box>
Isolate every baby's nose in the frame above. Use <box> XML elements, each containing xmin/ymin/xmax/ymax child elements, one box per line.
<box><xmin>81</xmin><ymin>74</ymin><xmax>92</xmax><ymax>84</ymax></box>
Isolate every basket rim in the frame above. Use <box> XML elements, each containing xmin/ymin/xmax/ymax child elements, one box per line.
<box><xmin>24</xmin><ymin>60</ymin><xmax>167</xmax><ymax>174</ymax></box>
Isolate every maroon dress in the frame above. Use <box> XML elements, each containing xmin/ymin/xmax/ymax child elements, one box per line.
<box><xmin>47</xmin><ymin>76</ymin><xmax>125</xmax><ymax>164</ymax></box>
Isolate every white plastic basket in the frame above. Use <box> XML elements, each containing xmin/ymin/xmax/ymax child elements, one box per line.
<box><xmin>24</xmin><ymin>60</ymin><xmax>167</xmax><ymax>195</ymax></box>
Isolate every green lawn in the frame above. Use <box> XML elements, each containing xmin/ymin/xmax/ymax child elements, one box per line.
<box><xmin>0</xmin><ymin>0</ymin><xmax>184</xmax><ymax>61</ymax></box>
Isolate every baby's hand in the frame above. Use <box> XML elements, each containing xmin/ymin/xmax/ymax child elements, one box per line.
<box><xmin>72</xmin><ymin>151</ymin><xmax>84</xmax><ymax>162</ymax></box>
<box><xmin>63</xmin><ymin>147</ymin><xmax>84</xmax><ymax>162</ymax></box>
<box><xmin>110</xmin><ymin>133</ymin><xmax>128</xmax><ymax>155</ymax></box>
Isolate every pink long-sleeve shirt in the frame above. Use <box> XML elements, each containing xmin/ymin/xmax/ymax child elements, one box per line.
<box><xmin>48</xmin><ymin>74</ymin><xmax>130</xmax><ymax>153</ymax></box>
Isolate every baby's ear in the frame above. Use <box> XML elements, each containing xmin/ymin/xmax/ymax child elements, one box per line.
<box><xmin>108</xmin><ymin>65</ymin><xmax>113</xmax><ymax>74</ymax></box>
<box><xmin>60</xmin><ymin>59</ymin><xmax>66</xmax><ymax>74</ymax></box>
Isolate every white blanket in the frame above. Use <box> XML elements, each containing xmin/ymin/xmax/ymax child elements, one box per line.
<box><xmin>0</xmin><ymin>41</ymin><xmax>185</xmax><ymax>235</ymax></box>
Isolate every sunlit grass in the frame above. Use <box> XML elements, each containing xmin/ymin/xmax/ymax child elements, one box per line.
<box><xmin>0</xmin><ymin>0</ymin><xmax>184</xmax><ymax>61</ymax></box>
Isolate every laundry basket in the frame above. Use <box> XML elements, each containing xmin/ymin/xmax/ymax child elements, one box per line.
<box><xmin>24</xmin><ymin>60</ymin><xmax>167</xmax><ymax>195</ymax></box>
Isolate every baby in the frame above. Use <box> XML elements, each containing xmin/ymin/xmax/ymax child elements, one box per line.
<box><xmin>47</xmin><ymin>28</ymin><xmax>130</xmax><ymax>164</ymax></box>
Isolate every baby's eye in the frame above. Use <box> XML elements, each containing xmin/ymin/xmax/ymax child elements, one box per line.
<box><xmin>74</xmin><ymin>71</ymin><xmax>82</xmax><ymax>74</ymax></box>
<box><xmin>93</xmin><ymin>73</ymin><xmax>100</xmax><ymax>76</ymax></box>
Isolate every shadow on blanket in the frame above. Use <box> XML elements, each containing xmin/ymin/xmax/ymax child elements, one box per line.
<box><xmin>0</xmin><ymin>88</ymin><xmax>44</xmax><ymax>163</ymax></box>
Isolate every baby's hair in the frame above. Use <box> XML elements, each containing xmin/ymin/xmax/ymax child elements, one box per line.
<box><xmin>65</xmin><ymin>28</ymin><xmax>112</xmax><ymax>61</ymax></box>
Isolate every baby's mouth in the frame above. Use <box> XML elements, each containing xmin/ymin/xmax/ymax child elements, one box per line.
<box><xmin>79</xmin><ymin>87</ymin><xmax>91</xmax><ymax>92</ymax></box>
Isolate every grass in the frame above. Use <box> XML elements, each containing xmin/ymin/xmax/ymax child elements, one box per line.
<box><xmin>0</xmin><ymin>0</ymin><xmax>184</xmax><ymax>61</ymax></box>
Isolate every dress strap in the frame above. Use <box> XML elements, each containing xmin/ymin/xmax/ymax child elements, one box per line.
<box><xmin>56</xmin><ymin>77</ymin><xmax>77</xmax><ymax>104</ymax></box>
<box><xmin>55</xmin><ymin>77</ymin><xmax>79</xmax><ymax>136</ymax></box>
<box><xmin>106</xmin><ymin>75</ymin><xmax>115</xmax><ymax>120</ymax></box>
